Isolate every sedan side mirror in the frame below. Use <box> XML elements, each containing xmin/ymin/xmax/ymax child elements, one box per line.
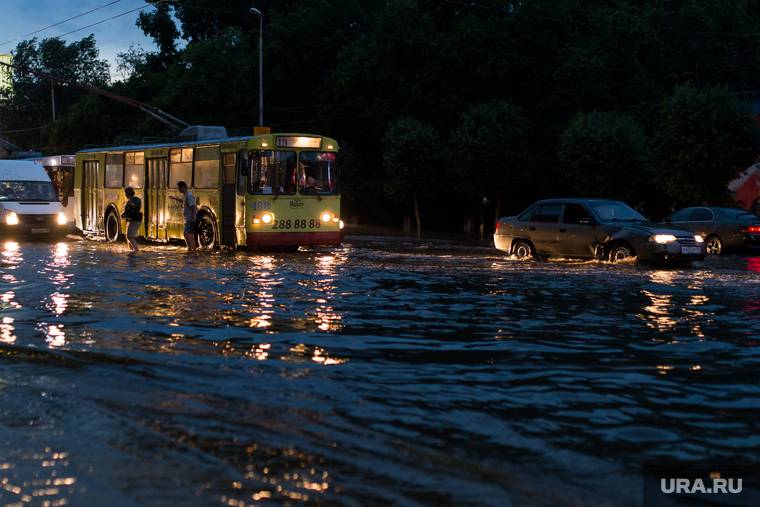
<box><xmin>580</xmin><ymin>217</ymin><xmax>596</xmax><ymax>225</ymax></box>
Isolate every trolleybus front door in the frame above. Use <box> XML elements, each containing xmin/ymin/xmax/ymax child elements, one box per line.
<box><xmin>83</xmin><ymin>160</ymin><xmax>99</xmax><ymax>232</ymax></box>
<box><xmin>147</xmin><ymin>158</ymin><xmax>167</xmax><ymax>240</ymax></box>
<box><xmin>221</xmin><ymin>153</ymin><xmax>236</xmax><ymax>246</ymax></box>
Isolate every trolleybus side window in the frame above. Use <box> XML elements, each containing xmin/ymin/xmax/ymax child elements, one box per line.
<box><xmin>170</xmin><ymin>148</ymin><xmax>193</xmax><ymax>187</ymax></box>
<box><xmin>195</xmin><ymin>147</ymin><xmax>220</xmax><ymax>189</ymax></box>
<box><xmin>125</xmin><ymin>152</ymin><xmax>145</xmax><ymax>189</ymax></box>
<box><xmin>105</xmin><ymin>153</ymin><xmax>124</xmax><ymax>188</ymax></box>
<box><xmin>248</xmin><ymin>150</ymin><xmax>296</xmax><ymax>195</ymax></box>
<box><xmin>299</xmin><ymin>152</ymin><xmax>339</xmax><ymax>195</ymax></box>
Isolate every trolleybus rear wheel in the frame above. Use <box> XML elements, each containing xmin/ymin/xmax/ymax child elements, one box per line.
<box><xmin>196</xmin><ymin>215</ymin><xmax>217</xmax><ymax>249</ymax></box>
<box><xmin>105</xmin><ymin>211</ymin><xmax>121</xmax><ymax>243</ymax></box>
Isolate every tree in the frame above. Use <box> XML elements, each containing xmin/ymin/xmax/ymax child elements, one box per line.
<box><xmin>0</xmin><ymin>35</ymin><xmax>110</xmax><ymax>151</ymax></box>
<box><xmin>383</xmin><ymin>116</ymin><xmax>448</xmax><ymax>237</ymax></box>
<box><xmin>559</xmin><ymin>110</ymin><xmax>649</xmax><ymax>201</ymax></box>
<box><xmin>450</xmin><ymin>100</ymin><xmax>527</xmax><ymax>231</ymax></box>
<box><xmin>136</xmin><ymin>2</ymin><xmax>180</xmax><ymax>69</ymax></box>
<box><xmin>44</xmin><ymin>94</ymin><xmax>111</xmax><ymax>153</ymax></box>
<box><xmin>652</xmin><ymin>82</ymin><xmax>760</xmax><ymax>205</ymax></box>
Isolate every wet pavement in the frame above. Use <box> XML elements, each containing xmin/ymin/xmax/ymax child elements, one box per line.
<box><xmin>1</xmin><ymin>234</ymin><xmax>759</xmax><ymax>506</ymax></box>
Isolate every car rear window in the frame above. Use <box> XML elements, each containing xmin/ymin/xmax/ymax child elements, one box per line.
<box><xmin>716</xmin><ymin>208</ymin><xmax>758</xmax><ymax>220</ymax></box>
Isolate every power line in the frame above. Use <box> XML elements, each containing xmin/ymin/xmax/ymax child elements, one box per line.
<box><xmin>0</xmin><ymin>1</ymin><xmax>125</xmax><ymax>47</ymax></box>
<box><xmin>2</xmin><ymin>0</ymin><xmax>168</xmax><ymax>52</ymax></box>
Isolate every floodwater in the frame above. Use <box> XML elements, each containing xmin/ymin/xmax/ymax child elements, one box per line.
<box><xmin>1</xmin><ymin>234</ymin><xmax>759</xmax><ymax>507</ymax></box>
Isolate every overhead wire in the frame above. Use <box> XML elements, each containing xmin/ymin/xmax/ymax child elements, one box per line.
<box><xmin>2</xmin><ymin>0</ymin><xmax>168</xmax><ymax>52</ymax></box>
<box><xmin>0</xmin><ymin>0</ymin><xmax>125</xmax><ymax>47</ymax></box>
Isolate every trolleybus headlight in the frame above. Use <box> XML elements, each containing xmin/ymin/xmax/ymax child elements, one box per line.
<box><xmin>57</xmin><ymin>212</ymin><xmax>67</xmax><ymax>225</ymax></box>
<box><xmin>261</xmin><ymin>213</ymin><xmax>274</xmax><ymax>224</ymax></box>
<box><xmin>321</xmin><ymin>212</ymin><xmax>332</xmax><ymax>223</ymax></box>
<box><xmin>6</xmin><ymin>212</ymin><xmax>18</xmax><ymax>225</ymax></box>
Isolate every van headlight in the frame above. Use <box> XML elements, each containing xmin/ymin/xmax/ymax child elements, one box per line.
<box><xmin>6</xmin><ymin>212</ymin><xmax>18</xmax><ymax>225</ymax></box>
<box><xmin>57</xmin><ymin>212</ymin><xmax>67</xmax><ymax>225</ymax></box>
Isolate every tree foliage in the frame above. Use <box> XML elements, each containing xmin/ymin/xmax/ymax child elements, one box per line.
<box><xmin>451</xmin><ymin>100</ymin><xmax>528</xmax><ymax>227</ymax></box>
<box><xmin>383</xmin><ymin>116</ymin><xmax>447</xmax><ymax>235</ymax></box>
<box><xmin>3</xmin><ymin>0</ymin><xmax>760</xmax><ymax>226</ymax></box>
<box><xmin>559</xmin><ymin>110</ymin><xmax>649</xmax><ymax>201</ymax></box>
<box><xmin>652</xmin><ymin>82</ymin><xmax>760</xmax><ymax>205</ymax></box>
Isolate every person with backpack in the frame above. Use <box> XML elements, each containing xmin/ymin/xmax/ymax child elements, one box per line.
<box><xmin>122</xmin><ymin>187</ymin><xmax>142</xmax><ymax>252</ymax></box>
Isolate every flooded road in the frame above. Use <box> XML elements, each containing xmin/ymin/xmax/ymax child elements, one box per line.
<box><xmin>1</xmin><ymin>235</ymin><xmax>759</xmax><ymax>506</ymax></box>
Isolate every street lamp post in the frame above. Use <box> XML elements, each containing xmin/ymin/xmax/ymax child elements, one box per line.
<box><xmin>40</xmin><ymin>69</ymin><xmax>55</xmax><ymax>122</ymax></box>
<box><xmin>249</xmin><ymin>7</ymin><xmax>264</xmax><ymax>127</ymax></box>
<box><xmin>23</xmin><ymin>95</ymin><xmax>43</xmax><ymax>146</ymax></box>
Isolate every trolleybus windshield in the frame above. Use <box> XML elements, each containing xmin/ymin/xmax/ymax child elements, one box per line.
<box><xmin>248</xmin><ymin>150</ymin><xmax>296</xmax><ymax>195</ymax></box>
<box><xmin>299</xmin><ymin>152</ymin><xmax>339</xmax><ymax>195</ymax></box>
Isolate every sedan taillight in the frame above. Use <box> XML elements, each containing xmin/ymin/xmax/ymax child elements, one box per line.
<box><xmin>740</xmin><ymin>225</ymin><xmax>760</xmax><ymax>233</ymax></box>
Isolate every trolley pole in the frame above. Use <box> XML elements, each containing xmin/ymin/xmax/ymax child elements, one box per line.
<box><xmin>249</xmin><ymin>7</ymin><xmax>264</xmax><ymax>127</ymax></box>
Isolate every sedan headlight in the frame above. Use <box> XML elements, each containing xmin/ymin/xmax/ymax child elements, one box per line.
<box><xmin>6</xmin><ymin>212</ymin><xmax>18</xmax><ymax>225</ymax></box>
<box><xmin>694</xmin><ymin>235</ymin><xmax>704</xmax><ymax>243</ymax></box>
<box><xmin>57</xmin><ymin>212</ymin><xmax>67</xmax><ymax>225</ymax></box>
<box><xmin>651</xmin><ymin>234</ymin><xmax>677</xmax><ymax>243</ymax></box>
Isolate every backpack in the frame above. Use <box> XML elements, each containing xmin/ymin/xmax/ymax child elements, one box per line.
<box><xmin>127</xmin><ymin>196</ymin><xmax>143</xmax><ymax>222</ymax></box>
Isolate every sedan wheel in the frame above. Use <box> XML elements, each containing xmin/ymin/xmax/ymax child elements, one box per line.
<box><xmin>609</xmin><ymin>244</ymin><xmax>634</xmax><ymax>263</ymax></box>
<box><xmin>512</xmin><ymin>240</ymin><xmax>533</xmax><ymax>260</ymax></box>
<box><xmin>705</xmin><ymin>236</ymin><xmax>722</xmax><ymax>255</ymax></box>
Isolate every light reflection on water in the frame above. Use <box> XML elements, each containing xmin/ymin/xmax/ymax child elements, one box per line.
<box><xmin>0</xmin><ymin>236</ymin><xmax>758</xmax><ymax>506</ymax></box>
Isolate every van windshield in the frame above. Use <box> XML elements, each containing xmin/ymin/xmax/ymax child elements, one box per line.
<box><xmin>0</xmin><ymin>181</ymin><xmax>60</xmax><ymax>202</ymax></box>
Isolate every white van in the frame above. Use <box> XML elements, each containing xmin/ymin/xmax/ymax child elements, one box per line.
<box><xmin>0</xmin><ymin>160</ymin><xmax>68</xmax><ymax>240</ymax></box>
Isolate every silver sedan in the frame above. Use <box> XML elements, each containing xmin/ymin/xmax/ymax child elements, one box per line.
<box><xmin>661</xmin><ymin>207</ymin><xmax>760</xmax><ymax>254</ymax></box>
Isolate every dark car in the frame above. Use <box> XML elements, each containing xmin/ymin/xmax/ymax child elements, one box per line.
<box><xmin>494</xmin><ymin>198</ymin><xmax>705</xmax><ymax>263</ymax></box>
<box><xmin>661</xmin><ymin>206</ymin><xmax>760</xmax><ymax>254</ymax></box>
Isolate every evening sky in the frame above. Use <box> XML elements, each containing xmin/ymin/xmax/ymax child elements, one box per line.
<box><xmin>2</xmin><ymin>0</ymin><xmax>161</xmax><ymax>80</ymax></box>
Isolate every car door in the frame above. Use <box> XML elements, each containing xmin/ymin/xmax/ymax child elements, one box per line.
<box><xmin>527</xmin><ymin>203</ymin><xmax>562</xmax><ymax>255</ymax></box>
<box><xmin>557</xmin><ymin>202</ymin><xmax>599</xmax><ymax>257</ymax></box>
<box><xmin>686</xmin><ymin>208</ymin><xmax>714</xmax><ymax>237</ymax></box>
<box><xmin>663</xmin><ymin>208</ymin><xmax>694</xmax><ymax>232</ymax></box>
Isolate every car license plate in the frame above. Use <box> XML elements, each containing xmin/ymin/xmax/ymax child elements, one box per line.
<box><xmin>681</xmin><ymin>246</ymin><xmax>701</xmax><ymax>254</ymax></box>
<box><xmin>31</xmin><ymin>228</ymin><xmax>50</xmax><ymax>234</ymax></box>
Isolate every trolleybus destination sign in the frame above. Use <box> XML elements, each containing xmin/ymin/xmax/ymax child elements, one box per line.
<box><xmin>275</xmin><ymin>136</ymin><xmax>321</xmax><ymax>149</ymax></box>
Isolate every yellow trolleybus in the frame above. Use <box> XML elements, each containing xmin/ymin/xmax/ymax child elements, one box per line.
<box><xmin>73</xmin><ymin>127</ymin><xmax>342</xmax><ymax>248</ymax></box>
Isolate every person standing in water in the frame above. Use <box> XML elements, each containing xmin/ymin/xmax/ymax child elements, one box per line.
<box><xmin>169</xmin><ymin>181</ymin><xmax>197</xmax><ymax>250</ymax></box>
<box><xmin>122</xmin><ymin>187</ymin><xmax>142</xmax><ymax>252</ymax></box>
